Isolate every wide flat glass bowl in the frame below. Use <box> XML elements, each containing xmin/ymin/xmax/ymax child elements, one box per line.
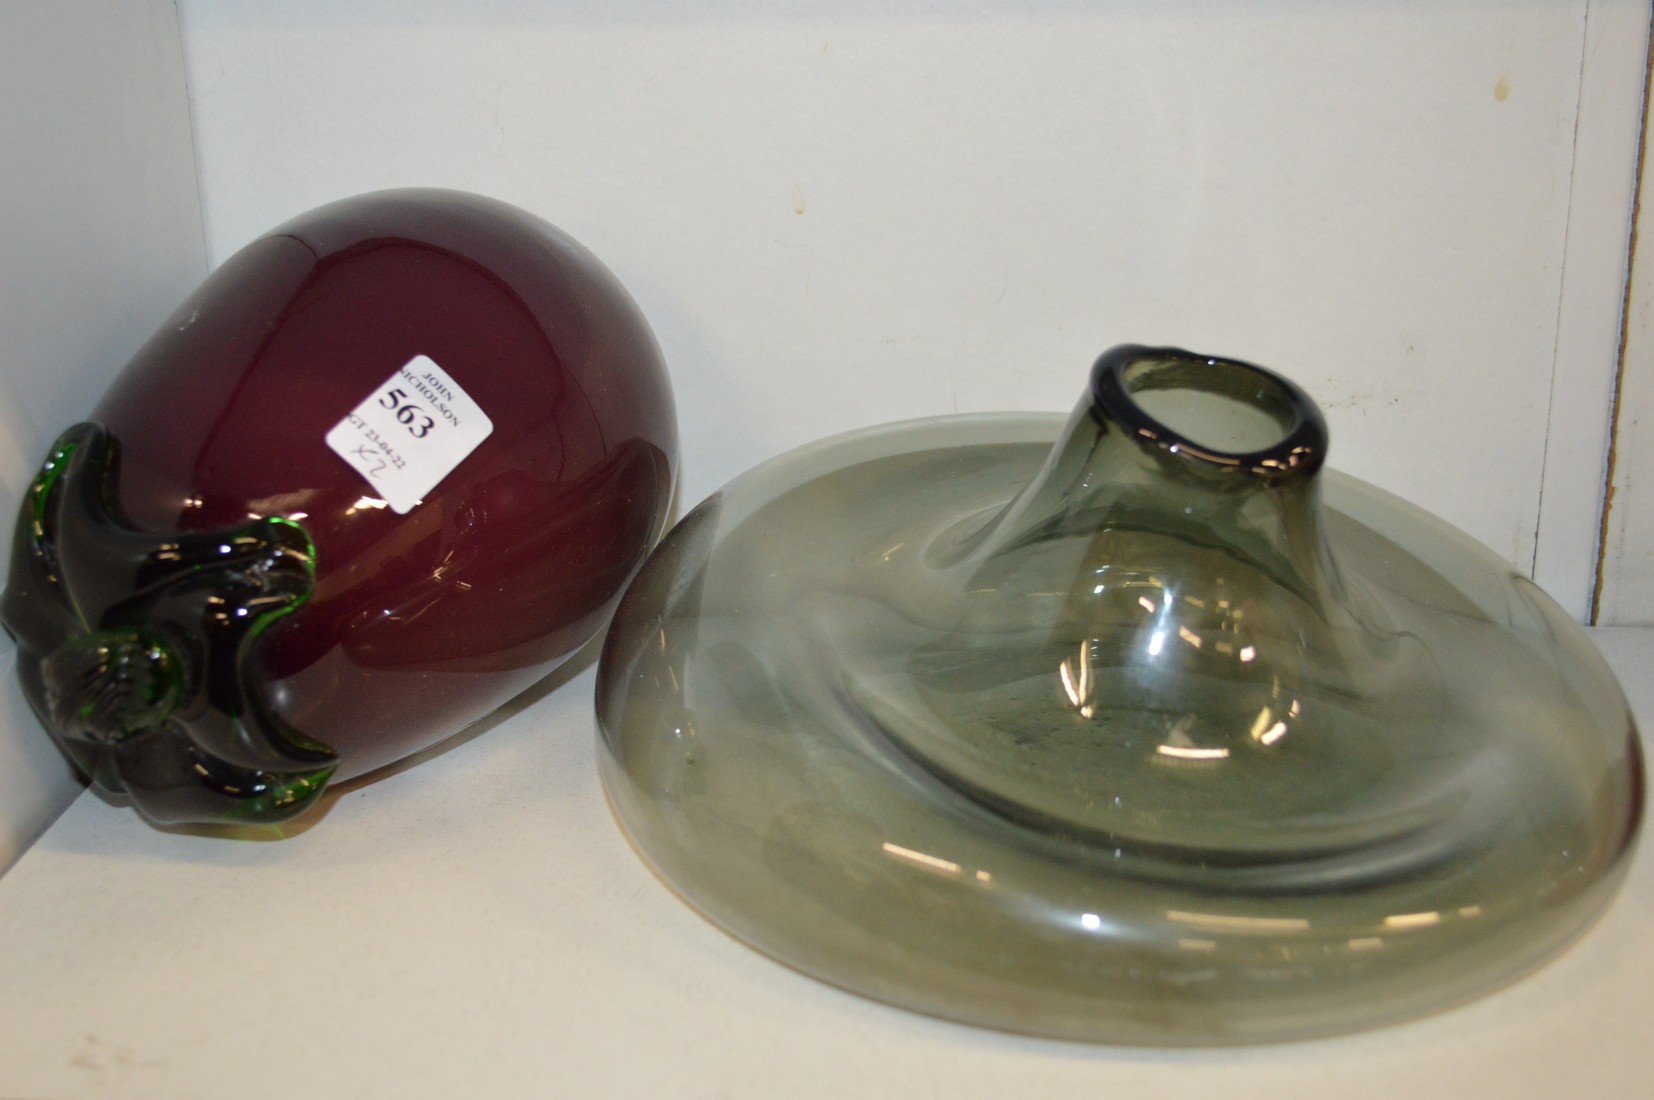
<box><xmin>595</xmin><ymin>346</ymin><xmax>1642</xmax><ymax>1044</ymax></box>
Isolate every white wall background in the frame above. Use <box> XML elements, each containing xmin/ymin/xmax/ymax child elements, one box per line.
<box><xmin>175</xmin><ymin>0</ymin><xmax>1650</xmax><ymax>623</ymax></box>
<box><xmin>1</xmin><ymin>0</ymin><xmax>1650</xmax><ymax>864</ymax></box>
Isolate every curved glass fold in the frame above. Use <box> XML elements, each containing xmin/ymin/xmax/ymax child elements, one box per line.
<box><xmin>596</xmin><ymin>345</ymin><xmax>1643</xmax><ymax>1044</ymax></box>
<box><xmin>3</xmin><ymin>423</ymin><xmax>335</xmax><ymax>825</ymax></box>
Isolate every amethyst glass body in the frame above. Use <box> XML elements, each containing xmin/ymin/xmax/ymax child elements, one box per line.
<box><xmin>4</xmin><ymin>189</ymin><xmax>676</xmax><ymax>824</ymax></box>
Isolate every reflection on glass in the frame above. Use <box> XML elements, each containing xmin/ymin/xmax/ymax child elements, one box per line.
<box><xmin>597</xmin><ymin>346</ymin><xmax>1643</xmax><ymax>1044</ymax></box>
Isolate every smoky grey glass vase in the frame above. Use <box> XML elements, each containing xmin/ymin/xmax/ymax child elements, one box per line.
<box><xmin>595</xmin><ymin>345</ymin><xmax>1642</xmax><ymax>1045</ymax></box>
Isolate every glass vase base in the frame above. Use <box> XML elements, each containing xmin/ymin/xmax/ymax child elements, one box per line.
<box><xmin>597</xmin><ymin>373</ymin><xmax>1640</xmax><ymax>1044</ymax></box>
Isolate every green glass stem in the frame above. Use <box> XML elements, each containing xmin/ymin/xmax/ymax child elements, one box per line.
<box><xmin>1</xmin><ymin>424</ymin><xmax>336</xmax><ymax>825</ymax></box>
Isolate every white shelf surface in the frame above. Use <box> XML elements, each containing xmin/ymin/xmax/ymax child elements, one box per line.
<box><xmin>1</xmin><ymin>629</ymin><xmax>1650</xmax><ymax>1100</ymax></box>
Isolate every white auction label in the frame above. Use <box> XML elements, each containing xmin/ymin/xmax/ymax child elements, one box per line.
<box><xmin>325</xmin><ymin>355</ymin><xmax>493</xmax><ymax>514</ymax></box>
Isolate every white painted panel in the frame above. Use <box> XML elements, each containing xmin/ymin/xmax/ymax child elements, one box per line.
<box><xmin>0</xmin><ymin>1</ymin><xmax>206</xmax><ymax>871</ymax></box>
<box><xmin>177</xmin><ymin>0</ymin><xmax>1642</xmax><ymax>614</ymax></box>
<box><xmin>1536</xmin><ymin>0</ymin><xmax>1650</xmax><ymax>619</ymax></box>
<box><xmin>1601</xmin><ymin>70</ymin><xmax>1654</xmax><ymax>624</ymax></box>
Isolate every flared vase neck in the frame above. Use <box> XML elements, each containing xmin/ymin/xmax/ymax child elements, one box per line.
<box><xmin>964</xmin><ymin>345</ymin><xmax>1344</xmax><ymax>609</ymax></box>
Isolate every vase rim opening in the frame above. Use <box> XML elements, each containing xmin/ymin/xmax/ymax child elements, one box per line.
<box><xmin>1090</xmin><ymin>344</ymin><xmax>1327</xmax><ymax>480</ymax></box>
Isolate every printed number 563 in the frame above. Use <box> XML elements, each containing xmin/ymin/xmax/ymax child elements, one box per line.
<box><xmin>379</xmin><ymin>388</ymin><xmax>436</xmax><ymax>438</ymax></box>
